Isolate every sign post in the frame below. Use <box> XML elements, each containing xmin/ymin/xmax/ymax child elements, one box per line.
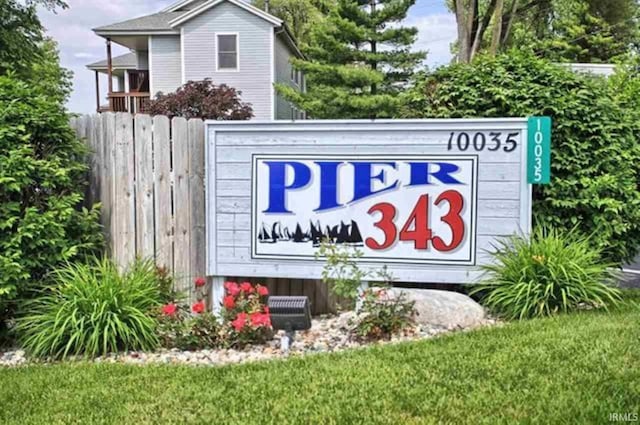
<box><xmin>206</xmin><ymin>119</ymin><xmax>533</xmax><ymax>301</ymax></box>
<box><xmin>527</xmin><ymin>116</ymin><xmax>551</xmax><ymax>184</ymax></box>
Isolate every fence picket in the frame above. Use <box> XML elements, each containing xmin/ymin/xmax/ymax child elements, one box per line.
<box><xmin>101</xmin><ymin>113</ymin><xmax>116</xmax><ymax>253</ymax></box>
<box><xmin>113</xmin><ymin>112</ymin><xmax>136</xmax><ymax>267</ymax></box>
<box><xmin>188</xmin><ymin>119</ymin><xmax>206</xmax><ymax>283</ymax></box>
<box><xmin>134</xmin><ymin>114</ymin><xmax>155</xmax><ymax>259</ymax></box>
<box><xmin>172</xmin><ymin>117</ymin><xmax>192</xmax><ymax>296</ymax></box>
<box><xmin>153</xmin><ymin>115</ymin><xmax>173</xmax><ymax>272</ymax></box>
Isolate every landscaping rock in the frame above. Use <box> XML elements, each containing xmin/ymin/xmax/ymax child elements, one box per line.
<box><xmin>385</xmin><ymin>288</ymin><xmax>487</xmax><ymax>329</ymax></box>
<box><xmin>0</xmin><ymin>309</ymin><xmax>496</xmax><ymax>368</ymax></box>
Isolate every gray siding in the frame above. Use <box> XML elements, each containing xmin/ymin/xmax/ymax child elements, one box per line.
<box><xmin>274</xmin><ymin>35</ymin><xmax>296</xmax><ymax>120</ymax></box>
<box><xmin>181</xmin><ymin>2</ymin><xmax>274</xmax><ymax>120</ymax></box>
<box><xmin>150</xmin><ymin>35</ymin><xmax>182</xmax><ymax>96</ymax></box>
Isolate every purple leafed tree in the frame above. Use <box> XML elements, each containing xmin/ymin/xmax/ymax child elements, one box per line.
<box><xmin>147</xmin><ymin>79</ymin><xmax>253</xmax><ymax>120</ymax></box>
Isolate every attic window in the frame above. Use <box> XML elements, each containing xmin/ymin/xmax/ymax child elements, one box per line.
<box><xmin>217</xmin><ymin>34</ymin><xmax>238</xmax><ymax>71</ymax></box>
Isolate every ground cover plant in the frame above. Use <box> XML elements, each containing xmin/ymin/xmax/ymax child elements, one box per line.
<box><xmin>403</xmin><ymin>52</ymin><xmax>640</xmax><ymax>264</ymax></box>
<box><xmin>16</xmin><ymin>258</ymin><xmax>164</xmax><ymax>358</ymax></box>
<box><xmin>0</xmin><ymin>291</ymin><xmax>638</xmax><ymax>424</ymax></box>
<box><xmin>473</xmin><ymin>227</ymin><xmax>622</xmax><ymax>319</ymax></box>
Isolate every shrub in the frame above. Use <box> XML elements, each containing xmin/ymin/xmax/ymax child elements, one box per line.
<box><xmin>0</xmin><ymin>75</ymin><xmax>102</xmax><ymax>329</ymax></box>
<box><xmin>16</xmin><ymin>258</ymin><xmax>163</xmax><ymax>358</ymax></box>
<box><xmin>157</xmin><ymin>277</ymin><xmax>222</xmax><ymax>350</ymax></box>
<box><xmin>147</xmin><ymin>79</ymin><xmax>254</xmax><ymax>120</ymax></box>
<box><xmin>403</xmin><ymin>52</ymin><xmax>640</xmax><ymax>264</ymax></box>
<box><xmin>471</xmin><ymin>227</ymin><xmax>622</xmax><ymax>320</ymax></box>
<box><xmin>221</xmin><ymin>281</ymin><xmax>272</xmax><ymax>348</ymax></box>
<box><xmin>352</xmin><ymin>288</ymin><xmax>416</xmax><ymax>341</ymax></box>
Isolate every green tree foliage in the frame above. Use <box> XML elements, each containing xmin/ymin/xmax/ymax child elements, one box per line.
<box><xmin>252</xmin><ymin>0</ymin><xmax>331</xmax><ymax>46</ymax></box>
<box><xmin>450</xmin><ymin>0</ymin><xmax>640</xmax><ymax>63</ymax></box>
<box><xmin>403</xmin><ymin>52</ymin><xmax>640</xmax><ymax>263</ymax></box>
<box><xmin>0</xmin><ymin>0</ymin><xmax>102</xmax><ymax>342</ymax></box>
<box><xmin>278</xmin><ymin>0</ymin><xmax>425</xmax><ymax>118</ymax></box>
<box><xmin>509</xmin><ymin>0</ymin><xmax>640</xmax><ymax>62</ymax></box>
<box><xmin>0</xmin><ymin>0</ymin><xmax>68</xmax><ymax>79</ymax></box>
<box><xmin>0</xmin><ymin>75</ymin><xmax>103</xmax><ymax>325</ymax></box>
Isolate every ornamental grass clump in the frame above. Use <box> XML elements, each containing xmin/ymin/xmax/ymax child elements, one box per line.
<box><xmin>472</xmin><ymin>227</ymin><xmax>622</xmax><ymax>320</ymax></box>
<box><xmin>16</xmin><ymin>258</ymin><xmax>163</xmax><ymax>359</ymax></box>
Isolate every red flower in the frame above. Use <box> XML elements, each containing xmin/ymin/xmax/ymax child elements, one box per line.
<box><xmin>161</xmin><ymin>303</ymin><xmax>177</xmax><ymax>316</ymax></box>
<box><xmin>191</xmin><ymin>301</ymin><xmax>206</xmax><ymax>314</ymax></box>
<box><xmin>240</xmin><ymin>282</ymin><xmax>254</xmax><ymax>293</ymax></box>
<box><xmin>250</xmin><ymin>312</ymin><xmax>271</xmax><ymax>328</ymax></box>
<box><xmin>194</xmin><ymin>277</ymin><xmax>207</xmax><ymax>287</ymax></box>
<box><xmin>256</xmin><ymin>284</ymin><xmax>269</xmax><ymax>296</ymax></box>
<box><xmin>223</xmin><ymin>295</ymin><xmax>236</xmax><ymax>310</ymax></box>
<box><xmin>232</xmin><ymin>312</ymin><xmax>248</xmax><ymax>331</ymax></box>
<box><xmin>224</xmin><ymin>281</ymin><xmax>240</xmax><ymax>297</ymax></box>
<box><xmin>263</xmin><ymin>306</ymin><xmax>270</xmax><ymax>314</ymax></box>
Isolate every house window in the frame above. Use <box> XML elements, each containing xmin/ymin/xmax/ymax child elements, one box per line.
<box><xmin>217</xmin><ymin>34</ymin><xmax>238</xmax><ymax>71</ymax></box>
<box><xmin>291</xmin><ymin>68</ymin><xmax>301</xmax><ymax>86</ymax></box>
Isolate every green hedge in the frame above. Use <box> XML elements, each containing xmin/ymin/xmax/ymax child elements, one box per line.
<box><xmin>403</xmin><ymin>52</ymin><xmax>640</xmax><ymax>264</ymax></box>
<box><xmin>0</xmin><ymin>75</ymin><xmax>102</xmax><ymax>332</ymax></box>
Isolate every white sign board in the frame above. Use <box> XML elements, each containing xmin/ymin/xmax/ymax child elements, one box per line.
<box><xmin>206</xmin><ymin>120</ymin><xmax>531</xmax><ymax>284</ymax></box>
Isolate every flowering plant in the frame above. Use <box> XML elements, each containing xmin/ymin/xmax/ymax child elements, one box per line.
<box><xmin>221</xmin><ymin>281</ymin><xmax>272</xmax><ymax>347</ymax></box>
<box><xmin>157</xmin><ymin>277</ymin><xmax>220</xmax><ymax>350</ymax></box>
<box><xmin>351</xmin><ymin>288</ymin><xmax>416</xmax><ymax>341</ymax></box>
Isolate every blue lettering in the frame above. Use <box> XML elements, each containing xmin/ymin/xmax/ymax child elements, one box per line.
<box><xmin>263</xmin><ymin>161</ymin><xmax>311</xmax><ymax>214</ymax></box>
<box><xmin>314</xmin><ymin>161</ymin><xmax>343</xmax><ymax>211</ymax></box>
<box><xmin>351</xmin><ymin>162</ymin><xmax>398</xmax><ymax>203</ymax></box>
<box><xmin>408</xmin><ymin>162</ymin><xmax>462</xmax><ymax>186</ymax></box>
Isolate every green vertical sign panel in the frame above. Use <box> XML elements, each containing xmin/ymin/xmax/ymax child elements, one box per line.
<box><xmin>527</xmin><ymin>116</ymin><xmax>551</xmax><ymax>184</ymax></box>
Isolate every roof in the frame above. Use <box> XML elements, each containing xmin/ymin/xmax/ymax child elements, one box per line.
<box><xmin>86</xmin><ymin>52</ymin><xmax>137</xmax><ymax>70</ymax></box>
<box><xmin>93</xmin><ymin>0</ymin><xmax>281</xmax><ymax>34</ymax></box>
<box><xmin>93</xmin><ymin>12</ymin><xmax>184</xmax><ymax>33</ymax></box>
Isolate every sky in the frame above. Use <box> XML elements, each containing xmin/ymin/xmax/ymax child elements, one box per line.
<box><xmin>38</xmin><ymin>0</ymin><xmax>457</xmax><ymax>114</ymax></box>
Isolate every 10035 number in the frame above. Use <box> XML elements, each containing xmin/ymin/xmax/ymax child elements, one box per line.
<box><xmin>447</xmin><ymin>131</ymin><xmax>519</xmax><ymax>153</ymax></box>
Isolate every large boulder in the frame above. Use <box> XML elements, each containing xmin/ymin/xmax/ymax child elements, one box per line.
<box><xmin>386</xmin><ymin>288</ymin><xmax>487</xmax><ymax>329</ymax></box>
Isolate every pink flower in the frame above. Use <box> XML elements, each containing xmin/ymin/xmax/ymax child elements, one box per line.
<box><xmin>232</xmin><ymin>312</ymin><xmax>248</xmax><ymax>331</ymax></box>
<box><xmin>223</xmin><ymin>295</ymin><xmax>236</xmax><ymax>310</ymax></box>
<box><xmin>224</xmin><ymin>281</ymin><xmax>240</xmax><ymax>297</ymax></box>
<box><xmin>240</xmin><ymin>282</ymin><xmax>254</xmax><ymax>293</ymax></box>
<box><xmin>263</xmin><ymin>306</ymin><xmax>270</xmax><ymax>315</ymax></box>
<box><xmin>256</xmin><ymin>285</ymin><xmax>269</xmax><ymax>296</ymax></box>
<box><xmin>161</xmin><ymin>303</ymin><xmax>177</xmax><ymax>316</ymax></box>
<box><xmin>191</xmin><ymin>301</ymin><xmax>206</xmax><ymax>314</ymax></box>
<box><xmin>250</xmin><ymin>312</ymin><xmax>271</xmax><ymax>328</ymax></box>
<box><xmin>194</xmin><ymin>277</ymin><xmax>207</xmax><ymax>288</ymax></box>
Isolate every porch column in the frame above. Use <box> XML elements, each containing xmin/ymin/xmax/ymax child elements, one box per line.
<box><xmin>94</xmin><ymin>70</ymin><xmax>100</xmax><ymax>112</ymax></box>
<box><xmin>106</xmin><ymin>38</ymin><xmax>113</xmax><ymax>111</ymax></box>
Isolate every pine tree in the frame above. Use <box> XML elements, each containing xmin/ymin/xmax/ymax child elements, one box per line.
<box><xmin>277</xmin><ymin>0</ymin><xmax>425</xmax><ymax>119</ymax></box>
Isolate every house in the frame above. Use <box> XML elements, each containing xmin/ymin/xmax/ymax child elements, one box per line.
<box><xmin>86</xmin><ymin>0</ymin><xmax>305</xmax><ymax>120</ymax></box>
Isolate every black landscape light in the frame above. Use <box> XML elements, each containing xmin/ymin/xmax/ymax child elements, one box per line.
<box><xmin>267</xmin><ymin>296</ymin><xmax>312</xmax><ymax>353</ymax></box>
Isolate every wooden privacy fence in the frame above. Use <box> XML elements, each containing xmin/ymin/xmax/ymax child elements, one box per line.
<box><xmin>70</xmin><ymin>113</ymin><xmax>335</xmax><ymax>314</ymax></box>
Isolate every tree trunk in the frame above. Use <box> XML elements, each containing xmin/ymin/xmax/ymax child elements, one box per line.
<box><xmin>490</xmin><ymin>0</ymin><xmax>504</xmax><ymax>55</ymax></box>
<box><xmin>455</xmin><ymin>0</ymin><xmax>473</xmax><ymax>62</ymax></box>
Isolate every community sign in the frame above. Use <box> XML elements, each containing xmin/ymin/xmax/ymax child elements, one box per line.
<box><xmin>206</xmin><ymin>119</ymin><xmax>547</xmax><ymax>284</ymax></box>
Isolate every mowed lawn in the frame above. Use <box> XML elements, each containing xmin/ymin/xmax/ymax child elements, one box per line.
<box><xmin>1</xmin><ymin>293</ymin><xmax>639</xmax><ymax>425</ymax></box>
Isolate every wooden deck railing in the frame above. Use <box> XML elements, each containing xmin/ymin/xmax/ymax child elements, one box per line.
<box><xmin>108</xmin><ymin>92</ymin><xmax>151</xmax><ymax>114</ymax></box>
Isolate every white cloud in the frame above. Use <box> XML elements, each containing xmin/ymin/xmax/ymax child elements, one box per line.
<box><xmin>407</xmin><ymin>13</ymin><xmax>457</xmax><ymax>68</ymax></box>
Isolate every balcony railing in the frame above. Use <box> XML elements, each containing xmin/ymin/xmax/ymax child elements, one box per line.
<box><xmin>108</xmin><ymin>92</ymin><xmax>151</xmax><ymax>114</ymax></box>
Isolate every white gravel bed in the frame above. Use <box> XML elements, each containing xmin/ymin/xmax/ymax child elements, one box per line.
<box><xmin>0</xmin><ymin>312</ymin><xmax>498</xmax><ymax>368</ymax></box>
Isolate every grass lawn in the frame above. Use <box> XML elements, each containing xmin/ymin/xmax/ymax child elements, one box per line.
<box><xmin>1</xmin><ymin>293</ymin><xmax>639</xmax><ymax>425</ymax></box>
